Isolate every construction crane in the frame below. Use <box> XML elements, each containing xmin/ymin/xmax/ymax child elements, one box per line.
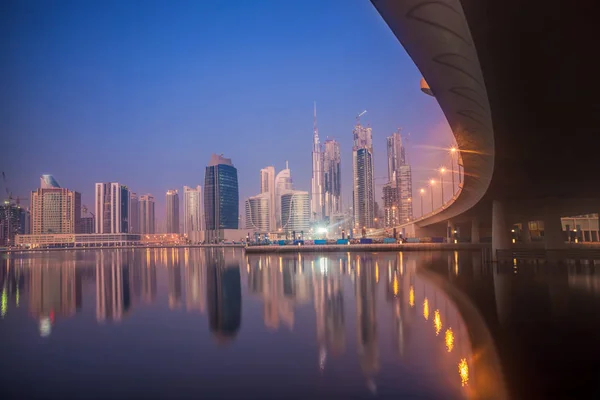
<box><xmin>1</xmin><ymin>171</ymin><xmax>28</xmax><ymax>206</ymax></box>
<box><xmin>356</xmin><ymin>110</ymin><xmax>368</xmax><ymax>123</ymax></box>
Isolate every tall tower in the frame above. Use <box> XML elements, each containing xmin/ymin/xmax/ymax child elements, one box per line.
<box><xmin>385</xmin><ymin>130</ymin><xmax>413</xmax><ymax>224</ymax></box>
<box><xmin>275</xmin><ymin>162</ymin><xmax>293</xmax><ymax>229</ymax></box>
<box><xmin>139</xmin><ymin>194</ymin><xmax>155</xmax><ymax>234</ymax></box>
<box><xmin>94</xmin><ymin>182</ymin><xmax>130</xmax><ymax>234</ymax></box>
<box><xmin>204</xmin><ymin>154</ymin><xmax>239</xmax><ymax>243</ymax></box>
<box><xmin>323</xmin><ymin>139</ymin><xmax>342</xmax><ymax>218</ymax></box>
<box><xmin>183</xmin><ymin>185</ymin><xmax>203</xmax><ymax>236</ymax></box>
<box><xmin>260</xmin><ymin>166</ymin><xmax>276</xmax><ymax>232</ymax></box>
<box><xmin>311</xmin><ymin>102</ymin><xmax>324</xmax><ymax>222</ymax></box>
<box><xmin>352</xmin><ymin>116</ymin><xmax>375</xmax><ymax>230</ymax></box>
<box><xmin>166</xmin><ymin>189</ymin><xmax>180</xmax><ymax>233</ymax></box>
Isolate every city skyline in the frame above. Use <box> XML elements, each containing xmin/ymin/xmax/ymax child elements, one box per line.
<box><xmin>1</xmin><ymin>0</ymin><xmax>453</xmax><ymax>223</ymax></box>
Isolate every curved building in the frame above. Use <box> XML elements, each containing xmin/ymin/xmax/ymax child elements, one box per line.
<box><xmin>274</xmin><ymin>162</ymin><xmax>293</xmax><ymax>229</ymax></box>
<box><xmin>281</xmin><ymin>191</ymin><xmax>310</xmax><ymax>235</ymax></box>
<box><xmin>245</xmin><ymin>193</ymin><xmax>271</xmax><ymax>233</ymax></box>
<box><xmin>40</xmin><ymin>174</ymin><xmax>61</xmax><ymax>189</ymax></box>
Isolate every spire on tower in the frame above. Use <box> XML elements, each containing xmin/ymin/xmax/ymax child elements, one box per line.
<box><xmin>313</xmin><ymin>101</ymin><xmax>320</xmax><ymax>151</ymax></box>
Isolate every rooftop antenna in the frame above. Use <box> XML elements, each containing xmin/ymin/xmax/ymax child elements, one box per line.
<box><xmin>313</xmin><ymin>101</ymin><xmax>320</xmax><ymax>151</ymax></box>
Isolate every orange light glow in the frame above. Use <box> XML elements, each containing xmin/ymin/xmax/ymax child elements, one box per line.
<box><xmin>434</xmin><ymin>309</ymin><xmax>442</xmax><ymax>335</ymax></box>
<box><xmin>423</xmin><ymin>298</ymin><xmax>429</xmax><ymax>320</ymax></box>
<box><xmin>409</xmin><ymin>285</ymin><xmax>415</xmax><ymax>308</ymax></box>
<box><xmin>458</xmin><ymin>358</ymin><xmax>469</xmax><ymax>387</ymax></box>
<box><xmin>445</xmin><ymin>328</ymin><xmax>454</xmax><ymax>352</ymax></box>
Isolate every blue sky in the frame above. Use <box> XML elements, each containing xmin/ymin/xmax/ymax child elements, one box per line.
<box><xmin>1</xmin><ymin>0</ymin><xmax>452</xmax><ymax>226</ymax></box>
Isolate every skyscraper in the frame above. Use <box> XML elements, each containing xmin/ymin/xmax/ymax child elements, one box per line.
<box><xmin>245</xmin><ymin>193</ymin><xmax>271</xmax><ymax>232</ymax></box>
<box><xmin>129</xmin><ymin>192</ymin><xmax>139</xmax><ymax>234</ymax></box>
<box><xmin>183</xmin><ymin>185</ymin><xmax>203</xmax><ymax>237</ymax></box>
<box><xmin>139</xmin><ymin>194</ymin><xmax>155</xmax><ymax>234</ymax></box>
<box><xmin>204</xmin><ymin>154</ymin><xmax>239</xmax><ymax>243</ymax></box>
<box><xmin>275</xmin><ymin>162</ymin><xmax>293</xmax><ymax>229</ymax></box>
<box><xmin>260</xmin><ymin>166</ymin><xmax>276</xmax><ymax>232</ymax></box>
<box><xmin>311</xmin><ymin>103</ymin><xmax>324</xmax><ymax>222</ymax></box>
<box><xmin>385</xmin><ymin>130</ymin><xmax>413</xmax><ymax>224</ymax></box>
<box><xmin>323</xmin><ymin>139</ymin><xmax>342</xmax><ymax>219</ymax></box>
<box><xmin>281</xmin><ymin>191</ymin><xmax>311</xmax><ymax>236</ymax></box>
<box><xmin>94</xmin><ymin>183</ymin><xmax>130</xmax><ymax>234</ymax></box>
<box><xmin>166</xmin><ymin>189</ymin><xmax>180</xmax><ymax>234</ymax></box>
<box><xmin>31</xmin><ymin>176</ymin><xmax>81</xmax><ymax>234</ymax></box>
<box><xmin>0</xmin><ymin>204</ymin><xmax>28</xmax><ymax>246</ymax></box>
<box><xmin>352</xmin><ymin>121</ymin><xmax>375</xmax><ymax>229</ymax></box>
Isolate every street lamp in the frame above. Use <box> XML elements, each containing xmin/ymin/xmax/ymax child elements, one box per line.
<box><xmin>429</xmin><ymin>179</ymin><xmax>435</xmax><ymax>212</ymax></box>
<box><xmin>419</xmin><ymin>188</ymin><xmax>425</xmax><ymax>217</ymax></box>
<box><xmin>439</xmin><ymin>167</ymin><xmax>446</xmax><ymax>204</ymax></box>
<box><xmin>449</xmin><ymin>147</ymin><xmax>457</xmax><ymax>194</ymax></box>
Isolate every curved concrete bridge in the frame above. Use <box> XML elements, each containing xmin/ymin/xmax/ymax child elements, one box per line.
<box><xmin>371</xmin><ymin>0</ymin><xmax>600</xmax><ymax>258</ymax></box>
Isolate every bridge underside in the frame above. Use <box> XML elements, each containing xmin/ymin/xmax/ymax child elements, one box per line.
<box><xmin>371</xmin><ymin>0</ymin><xmax>600</xmax><ymax>254</ymax></box>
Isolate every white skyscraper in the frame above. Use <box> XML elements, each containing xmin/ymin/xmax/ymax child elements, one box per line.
<box><xmin>281</xmin><ymin>190</ymin><xmax>311</xmax><ymax>236</ymax></box>
<box><xmin>260</xmin><ymin>166</ymin><xmax>276</xmax><ymax>232</ymax></box>
<box><xmin>323</xmin><ymin>139</ymin><xmax>342</xmax><ymax>218</ymax></box>
<box><xmin>139</xmin><ymin>194</ymin><xmax>155</xmax><ymax>234</ymax></box>
<box><xmin>311</xmin><ymin>102</ymin><xmax>324</xmax><ymax>222</ymax></box>
<box><xmin>352</xmin><ymin>119</ymin><xmax>375</xmax><ymax>229</ymax></box>
<box><xmin>245</xmin><ymin>193</ymin><xmax>271</xmax><ymax>232</ymax></box>
<box><xmin>183</xmin><ymin>186</ymin><xmax>203</xmax><ymax>237</ymax></box>
<box><xmin>386</xmin><ymin>130</ymin><xmax>413</xmax><ymax>224</ymax></box>
<box><xmin>94</xmin><ymin>182</ymin><xmax>130</xmax><ymax>234</ymax></box>
<box><xmin>275</xmin><ymin>162</ymin><xmax>293</xmax><ymax>229</ymax></box>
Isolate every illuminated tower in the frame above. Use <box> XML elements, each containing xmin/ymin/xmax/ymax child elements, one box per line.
<box><xmin>311</xmin><ymin>102</ymin><xmax>324</xmax><ymax>222</ymax></box>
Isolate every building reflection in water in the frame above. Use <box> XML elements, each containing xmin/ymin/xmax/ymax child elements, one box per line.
<box><xmin>29</xmin><ymin>257</ymin><xmax>81</xmax><ymax>336</ymax></box>
<box><xmin>0</xmin><ymin>257</ymin><xmax>26</xmax><ymax>319</ymax></box>
<box><xmin>355</xmin><ymin>254</ymin><xmax>379</xmax><ymax>393</ymax></box>
<box><xmin>167</xmin><ymin>248</ymin><xmax>183</xmax><ymax>309</ymax></box>
<box><xmin>184</xmin><ymin>248</ymin><xmax>207</xmax><ymax>313</ymax></box>
<box><xmin>96</xmin><ymin>251</ymin><xmax>131</xmax><ymax>323</ymax></box>
<box><xmin>207</xmin><ymin>249</ymin><xmax>242</xmax><ymax>343</ymax></box>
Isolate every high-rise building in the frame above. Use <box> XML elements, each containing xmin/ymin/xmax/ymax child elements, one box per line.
<box><xmin>311</xmin><ymin>103</ymin><xmax>324</xmax><ymax>222</ymax></box>
<box><xmin>183</xmin><ymin>186</ymin><xmax>203</xmax><ymax>236</ymax></box>
<box><xmin>166</xmin><ymin>189</ymin><xmax>180</xmax><ymax>234</ymax></box>
<box><xmin>352</xmin><ymin>121</ymin><xmax>375</xmax><ymax>229</ymax></box>
<box><xmin>245</xmin><ymin>193</ymin><xmax>271</xmax><ymax>232</ymax></box>
<box><xmin>323</xmin><ymin>139</ymin><xmax>342</xmax><ymax>219</ymax></box>
<box><xmin>204</xmin><ymin>154</ymin><xmax>239</xmax><ymax>242</ymax></box>
<box><xmin>139</xmin><ymin>194</ymin><xmax>155</xmax><ymax>234</ymax></box>
<box><xmin>260</xmin><ymin>166</ymin><xmax>276</xmax><ymax>232</ymax></box>
<box><xmin>385</xmin><ymin>130</ymin><xmax>413</xmax><ymax>224</ymax></box>
<box><xmin>31</xmin><ymin>177</ymin><xmax>81</xmax><ymax>235</ymax></box>
<box><xmin>0</xmin><ymin>204</ymin><xmax>28</xmax><ymax>246</ymax></box>
<box><xmin>281</xmin><ymin>190</ymin><xmax>311</xmax><ymax>236</ymax></box>
<box><xmin>275</xmin><ymin>162</ymin><xmax>293</xmax><ymax>229</ymax></box>
<box><xmin>129</xmin><ymin>192</ymin><xmax>139</xmax><ymax>234</ymax></box>
<box><xmin>94</xmin><ymin>183</ymin><xmax>130</xmax><ymax>234</ymax></box>
<box><xmin>79</xmin><ymin>216</ymin><xmax>95</xmax><ymax>234</ymax></box>
<box><xmin>383</xmin><ymin>183</ymin><xmax>399</xmax><ymax>227</ymax></box>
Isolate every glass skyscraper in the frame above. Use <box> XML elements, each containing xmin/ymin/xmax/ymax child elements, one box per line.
<box><xmin>352</xmin><ymin>122</ymin><xmax>375</xmax><ymax>230</ymax></box>
<box><xmin>204</xmin><ymin>154</ymin><xmax>239</xmax><ymax>242</ymax></box>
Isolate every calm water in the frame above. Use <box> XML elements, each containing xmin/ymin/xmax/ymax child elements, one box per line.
<box><xmin>0</xmin><ymin>249</ymin><xmax>598</xmax><ymax>399</ymax></box>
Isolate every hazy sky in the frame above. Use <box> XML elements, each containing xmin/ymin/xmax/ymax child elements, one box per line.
<box><xmin>1</xmin><ymin>0</ymin><xmax>453</xmax><ymax>226</ymax></box>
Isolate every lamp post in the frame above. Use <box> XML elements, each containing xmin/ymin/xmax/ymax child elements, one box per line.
<box><xmin>420</xmin><ymin>188</ymin><xmax>425</xmax><ymax>217</ymax></box>
<box><xmin>450</xmin><ymin>147</ymin><xmax>457</xmax><ymax>195</ymax></box>
<box><xmin>439</xmin><ymin>167</ymin><xmax>446</xmax><ymax>205</ymax></box>
<box><xmin>429</xmin><ymin>179</ymin><xmax>435</xmax><ymax>212</ymax></box>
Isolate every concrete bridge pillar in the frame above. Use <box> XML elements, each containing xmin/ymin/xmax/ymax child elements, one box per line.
<box><xmin>447</xmin><ymin>220</ymin><xmax>455</xmax><ymax>243</ymax></box>
<box><xmin>492</xmin><ymin>200</ymin><xmax>510</xmax><ymax>262</ymax></box>
<box><xmin>521</xmin><ymin>221</ymin><xmax>531</xmax><ymax>244</ymax></box>
<box><xmin>471</xmin><ymin>218</ymin><xmax>480</xmax><ymax>244</ymax></box>
<box><xmin>544</xmin><ymin>209</ymin><xmax>566</xmax><ymax>250</ymax></box>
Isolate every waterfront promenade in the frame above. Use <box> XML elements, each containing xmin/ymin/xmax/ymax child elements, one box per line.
<box><xmin>245</xmin><ymin>243</ymin><xmax>488</xmax><ymax>253</ymax></box>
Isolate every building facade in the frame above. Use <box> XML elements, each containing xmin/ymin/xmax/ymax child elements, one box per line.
<box><xmin>260</xmin><ymin>166</ymin><xmax>276</xmax><ymax>232</ymax></box>
<box><xmin>311</xmin><ymin>103</ymin><xmax>324</xmax><ymax>222</ymax></box>
<box><xmin>245</xmin><ymin>193</ymin><xmax>271</xmax><ymax>233</ymax></box>
<box><xmin>139</xmin><ymin>194</ymin><xmax>155</xmax><ymax>234</ymax></box>
<box><xmin>275</xmin><ymin>162</ymin><xmax>293</xmax><ymax>229</ymax></box>
<box><xmin>281</xmin><ymin>190</ymin><xmax>311</xmax><ymax>236</ymax></box>
<box><xmin>94</xmin><ymin>183</ymin><xmax>130</xmax><ymax>234</ymax></box>
<box><xmin>166</xmin><ymin>189</ymin><xmax>179</xmax><ymax>233</ymax></box>
<box><xmin>0</xmin><ymin>204</ymin><xmax>29</xmax><ymax>246</ymax></box>
<box><xmin>323</xmin><ymin>139</ymin><xmax>342</xmax><ymax>219</ymax></box>
<box><xmin>129</xmin><ymin>192</ymin><xmax>139</xmax><ymax>234</ymax></box>
<box><xmin>183</xmin><ymin>185</ymin><xmax>203</xmax><ymax>237</ymax></box>
<box><xmin>31</xmin><ymin>185</ymin><xmax>81</xmax><ymax>235</ymax></box>
<box><xmin>204</xmin><ymin>154</ymin><xmax>239</xmax><ymax>242</ymax></box>
<box><xmin>382</xmin><ymin>183</ymin><xmax>399</xmax><ymax>228</ymax></box>
<box><xmin>79</xmin><ymin>216</ymin><xmax>95</xmax><ymax>234</ymax></box>
<box><xmin>398</xmin><ymin>165</ymin><xmax>413</xmax><ymax>223</ymax></box>
<box><xmin>352</xmin><ymin>121</ymin><xmax>375</xmax><ymax>229</ymax></box>
<box><xmin>385</xmin><ymin>130</ymin><xmax>413</xmax><ymax>225</ymax></box>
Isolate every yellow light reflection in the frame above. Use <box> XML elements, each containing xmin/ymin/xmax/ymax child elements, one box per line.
<box><xmin>409</xmin><ymin>285</ymin><xmax>415</xmax><ymax>308</ymax></box>
<box><xmin>375</xmin><ymin>264</ymin><xmax>379</xmax><ymax>283</ymax></box>
<box><xmin>393</xmin><ymin>276</ymin><xmax>399</xmax><ymax>296</ymax></box>
<box><xmin>458</xmin><ymin>358</ymin><xmax>469</xmax><ymax>387</ymax></box>
<box><xmin>434</xmin><ymin>309</ymin><xmax>442</xmax><ymax>335</ymax></box>
<box><xmin>16</xmin><ymin>287</ymin><xmax>19</xmax><ymax>307</ymax></box>
<box><xmin>445</xmin><ymin>328</ymin><xmax>454</xmax><ymax>352</ymax></box>
<box><xmin>423</xmin><ymin>298</ymin><xmax>429</xmax><ymax>320</ymax></box>
<box><xmin>1</xmin><ymin>288</ymin><xmax>7</xmax><ymax>318</ymax></box>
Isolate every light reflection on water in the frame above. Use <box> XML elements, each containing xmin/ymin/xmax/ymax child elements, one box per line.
<box><xmin>0</xmin><ymin>249</ymin><xmax>497</xmax><ymax>399</ymax></box>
